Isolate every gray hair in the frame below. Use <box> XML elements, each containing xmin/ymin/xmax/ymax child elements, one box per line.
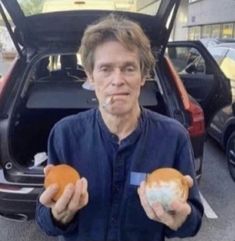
<box><xmin>79</xmin><ymin>14</ymin><xmax>155</xmax><ymax>77</ymax></box>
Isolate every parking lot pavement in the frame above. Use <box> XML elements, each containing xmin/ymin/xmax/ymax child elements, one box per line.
<box><xmin>0</xmin><ymin>216</ymin><xmax>57</xmax><ymax>241</ymax></box>
<box><xmin>168</xmin><ymin>138</ymin><xmax>235</xmax><ymax>241</ymax></box>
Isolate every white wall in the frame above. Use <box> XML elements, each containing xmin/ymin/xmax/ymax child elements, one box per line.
<box><xmin>171</xmin><ymin>0</ymin><xmax>188</xmax><ymax>40</ymax></box>
<box><xmin>188</xmin><ymin>0</ymin><xmax>235</xmax><ymax>26</ymax></box>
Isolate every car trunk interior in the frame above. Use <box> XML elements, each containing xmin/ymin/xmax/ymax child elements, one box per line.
<box><xmin>9</xmin><ymin>56</ymin><xmax>168</xmax><ymax>167</ymax></box>
<box><xmin>0</xmin><ymin>1</ymin><xmax>183</xmax><ymax>168</ymax></box>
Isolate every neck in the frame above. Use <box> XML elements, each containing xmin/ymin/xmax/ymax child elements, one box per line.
<box><xmin>100</xmin><ymin>105</ymin><xmax>141</xmax><ymax>141</ymax></box>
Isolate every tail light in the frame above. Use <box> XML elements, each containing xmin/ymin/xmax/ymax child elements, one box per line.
<box><xmin>165</xmin><ymin>57</ymin><xmax>205</xmax><ymax>137</ymax></box>
<box><xmin>187</xmin><ymin>99</ymin><xmax>205</xmax><ymax>136</ymax></box>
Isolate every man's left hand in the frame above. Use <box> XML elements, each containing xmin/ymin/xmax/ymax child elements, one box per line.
<box><xmin>137</xmin><ymin>176</ymin><xmax>193</xmax><ymax>231</ymax></box>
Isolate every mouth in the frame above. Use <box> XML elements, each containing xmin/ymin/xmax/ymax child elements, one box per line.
<box><xmin>111</xmin><ymin>92</ymin><xmax>129</xmax><ymax>97</ymax></box>
<box><xmin>102</xmin><ymin>93</ymin><xmax>129</xmax><ymax>108</ymax></box>
<box><xmin>111</xmin><ymin>93</ymin><xmax>130</xmax><ymax>102</ymax></box>
<box><xmin>108</xmin><ymin>92</ymin><xmax>130</xmax><ymax>99</ymax></box>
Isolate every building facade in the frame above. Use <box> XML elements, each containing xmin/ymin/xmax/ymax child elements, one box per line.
<box><xmin>188</xmin><ymin>0</ymin><xmax>235</xmax><ymax>40</ymax></box>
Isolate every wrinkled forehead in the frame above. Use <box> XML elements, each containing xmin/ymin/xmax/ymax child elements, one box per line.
<box><xmin>93</xmin><ymin>40</ymin><xmax>140</xmax><ymax>64</ymax></box>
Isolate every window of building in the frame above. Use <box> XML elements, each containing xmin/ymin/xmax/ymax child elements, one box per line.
<box><xmin>222</xmin><ymin>23</ymin><xmax>234</xmax><ymax>39</ymax></box>
<box><xmin>188</xmin><ymin>26</ymin><xmax>201</xmax><ymax>40</ymax></box>
<box><xmin>188</xmin><ymin>23</ymin><xmax>235</xmax><ymax>40</ymax></box>
<box><xmin>188</xmin><ymin>27</ymin><xmax>194</xmax><ymax>40</ymax></box>
<box><xmin>194</xmin><ymin>26</ymin><xmax>201</xmax><ymax>40</ymax></box>
<box><xmin>202</xmin><ymin>25</ymin><xmax>211</xmax><ymax>38</ymax></box>
<box><xmin>211</xmin><ymin>24</ymin><xmax>221</xmax><ymax>38</ymax></box>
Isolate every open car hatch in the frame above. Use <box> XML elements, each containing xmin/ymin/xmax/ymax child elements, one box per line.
<box><xmin>0</xmin><ymin>0</ymin><xmax>181</xmax><ymax>57</ymax></box>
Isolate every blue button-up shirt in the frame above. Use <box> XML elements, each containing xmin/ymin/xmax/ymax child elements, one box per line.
<box><xmin>36</xmin><ymin>108</ymin><xmax>203</xmax><ymax>241</ymax></box>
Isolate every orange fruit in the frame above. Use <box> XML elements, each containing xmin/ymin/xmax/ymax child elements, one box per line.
<box><xmin>44</xmin><ymin>164</ymin><xmax>80</xmax><ymax>201</ymax></box>
<box><xmin>145</xmin><ymin>168</ymin><xmax>189</xmax><ymax>210</ymax></box>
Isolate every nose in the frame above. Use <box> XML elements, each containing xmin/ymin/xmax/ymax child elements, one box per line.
<box><xmin>111</xmin><ymin>69</ymin><xmax>125</xmax><ymax>86</ymax></box>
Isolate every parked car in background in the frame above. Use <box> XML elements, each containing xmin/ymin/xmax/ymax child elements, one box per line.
<box><xmin>167</xmin><ymin>40</ymin><xmax>235</xmax><ymax>181</ymax></box>
<box><xmin>0</xmin><ymin>0</ymin><xmax>231</xmax><ymax>221</ymax></box>
<box><xmin>207</xmin><ymin>42</ymin><xmax>235</xmax><ymax>100</ymax></box>
<box><xmin>200</xmin><ymin>40</ymin><xmax>235</xmax><ymax>181</ymax></box>
<box><xmin>200</xmin><ymin>38</ymin><xmax>235</xmax><ymax>48</ymax></box>
<box><xmin>207</xmin><ymin>103</ymin><xmax>235</xmax><ymax>181</ymax></box>
<box><xmin>167</xmin><ymin>41</ymin><xmax>232</xmax><ymax>125</ymax></box>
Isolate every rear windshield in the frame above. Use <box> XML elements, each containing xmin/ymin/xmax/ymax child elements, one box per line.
<box><xmin>17</xmin><ymin>0</ymin><xmax>162</xmax><ymax>16</ymax></box>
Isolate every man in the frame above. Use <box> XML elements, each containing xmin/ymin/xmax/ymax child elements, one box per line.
<box><xmin>36</xmin><ymin>14</ymin><xmax>203</xmax><ymax>241</ymax></box>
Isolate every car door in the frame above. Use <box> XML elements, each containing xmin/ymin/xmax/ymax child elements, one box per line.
<box><xmin>208</xmin><ymin>104</ymin><xmax>234</xmax><ymax>145</ymax></box>
<box><xmin>167</xmin><ymin>41</ymin><xmax>232</xmax><ymax>126</ymax></box>
<box><xmin>220</xmin><ymin>48</ymin><xmax>235</xmax><ymax>100</ymax></box>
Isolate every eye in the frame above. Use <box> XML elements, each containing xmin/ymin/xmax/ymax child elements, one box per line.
<box><xmin>100</xmin><ymin>66</ymin><xmax>109</xmax><ymax>72</ymax></box>
<box><xmin>126</xmin><ymin>66</ymin><xmax>135</xmax><ymax>71</ymax></box>
<box><xmin>124</xmin><ymin>65</ymin><xmax>136</xmax><ymax>73</ymax></box>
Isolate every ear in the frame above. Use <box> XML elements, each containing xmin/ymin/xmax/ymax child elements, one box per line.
<box><xmin>140</xmin><ymin>77</ymin><xmax>146</xmax><ymax>86</ymax></box>
<box><xmin>86</xmin><ymin>72</ymin><xmax>95</xmax><ymax>86</ymax></box>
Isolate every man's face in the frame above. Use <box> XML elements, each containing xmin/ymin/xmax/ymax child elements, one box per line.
<box><xmin>87</xmin><ymin>41</ymin><xmax>145</xmax><ymax>116</ymax></box>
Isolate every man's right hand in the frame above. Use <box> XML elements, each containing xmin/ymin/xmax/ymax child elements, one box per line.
<box><xmin>39</xmin><ymin>165</ymin><xmax>89</xmax><ymax>225</ymax></box>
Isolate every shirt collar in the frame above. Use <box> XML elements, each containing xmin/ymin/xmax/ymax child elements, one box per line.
<box><xmin>96</xmin><ymin>107</ymin><xmax>146</xmax><ymax>146</ymax></box>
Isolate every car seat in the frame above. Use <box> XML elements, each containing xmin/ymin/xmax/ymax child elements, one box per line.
<box><xmin>36</xmin><ymin>57</ymin><xmax>50</xmax><ymax>79</ymax></box>
<box><xmin>60</xmin><ymin>54</ymin><xmax>79</xmax><ymax>80</ymax></box>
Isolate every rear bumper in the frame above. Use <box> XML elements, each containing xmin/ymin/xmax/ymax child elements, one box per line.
<box><xmin>0</xmin><ymin>183</ymin><xmax>42</xmax><ymax>220</ymax></box>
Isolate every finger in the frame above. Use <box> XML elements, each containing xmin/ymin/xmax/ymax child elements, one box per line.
<box><xmin>152</xmin><ymin>202</ymin><xmax>174</xmax><ymax>227</ymax></box>
<box><xmin>171</xmin><ymin>200</ymin><xmax>191</xmax><ymax>216</ymax></box>
<box><xmin>54</xmin><ymin>183</ymin><xmax>74</xmax><ymax>214</ymax></box>
<box><xmin>138</xmin><ymin>182</ymin><xmax>156</xmax><ymax>220</ymax></box>
<box><xmin>60</xmin><ymin>212</ymin><xmax>75</xmax><ymax>224</ymax></box>
<box><xmin>67</xmin><ymin>179</ymin><xmax>83</xmax><ymax>211</ymax></box>
<box><xmin>165</xmin><ymin>201</ymin><xmax>191</xmax><ymax>230</ymax></box>
<box><xmin>80</xmin><ymin>191</ymin><xmax>89</xmax><ymax>208</ymax></box>
<box><xmin>81</xmin><ymin>178</ymin><xmax>88</xmax><ymax>195</ymax></box>
<box><xmin>44</xmin><ymin>164</ymin><xmax>54</xmax><ymax>175</ymax></box>
<box><xmin>39</xmin><ymin>184</ymin><xmax>58</xmax><ymax>207</ymax></box>
<box><xmin>79</xmin><ymin>178</ymin><xmax>89</xmax><ymax>207</ymax></box>
<box><xmin>184</xmin><ymin>175</ymin><xmax>193</xmax><ymax>188</ymax></box>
